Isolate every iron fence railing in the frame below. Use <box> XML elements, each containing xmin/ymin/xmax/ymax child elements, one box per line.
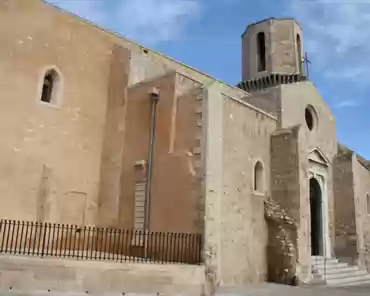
<box><xmin>0</xmin><ymin>219</ymin><xmax>202</xmax><ymax>265</ymax></box>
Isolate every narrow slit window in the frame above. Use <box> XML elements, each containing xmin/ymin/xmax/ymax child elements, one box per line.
<box><xmin>367</xmin><ymin>194</ymin><xmax>370</xmax><ymax>214</ymax></box>
<box><xmin>297</xmin><ymin>34</ymin><xmax>303</xmax><ymax>74</ymax></box>
<box><xmin>254</xmin><ymin>161</ymin><xmax>264</xmax><ymax>193</ymax></box>
<box><xmin>257</xmin><ymin>32</ymin><xmax>266</xmax><ymax>72</ymax></box>
<box><xmin>40</xmin><ymin>69</ymin><xmax>59</xmax><ymax>104</ymax></box>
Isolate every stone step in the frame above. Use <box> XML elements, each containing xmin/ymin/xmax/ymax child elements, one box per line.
<box><xmin>312</xmin><ymin>262</ymin><xmax>349</xmax><ymax>270</ymax></box>
<box><xmin>310</xmin><ymin>256</ymin><xmax>370</xmax><ymax>288</ymax></box>
<box><xmin>326</xmin><ymin>273</ymin><xmax>370</xmax><ymax>286</ymax></box>
<box><xmin>334</xmin><ymin>278</ymin><xmax>370</xmax><ymax>287</ymax></box>
<box><xmin>311</xmin><ymin>257</ymin><xmax>338</xmax><ymax>264</ymax></box>
<box><xmin>311</xmin><ymin>260</ymin><xmax>340</xmax><ymax>266</ymax></box>
<box><xmin>316</xmin><ymin>265</ymin><xmax>359</xmax><ymax>275</ymax></box>
<box><xmin>311</xmin><ymin>256</ymin><xmax>326</xmax><ymax>260</ymax></box>
<box><xmin>323</xmin><ymin>269</ymin><xmax>368</xmax><ymax>280</ymax></box>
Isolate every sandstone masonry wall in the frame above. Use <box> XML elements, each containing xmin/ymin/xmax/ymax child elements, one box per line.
<box><xmin>220</xmin><ymin>94</ymin><xmax>277</xmax><ymax>285</ymax></box>
<box><xmin>243</xmin><ymin>87</ymin><xmax>280</xmax><ymax>117</ymax></box>
<box><xmin>97</xmin><ymin>45</ymin><xmax>130</xmax><ymax>228</ymax></box>
<box><xmin>0</xmin><ymin>0</ymin><xmax>118</xmax><ymax>224</ymax></box>
<box><xmin>270</xmin><ymin>125</ymin><xmax>311</xmax><ymax>281</ymax></box>
<box><xmin>0</xmin><ymin>0</ymin><xmax>262</xmax><ymax>229</ymax></box>
<box><xmin>119</xmin><ymin>73</ymin><xmax>203</xmax><ymax>233</ymax></box>
<box><xmin>333</xmin><ymin>150</ymin><xmax>357</xmax><ymax>264</ymax></box>
<box><xmin>353</xmin><ymin>157</ymin><xmax>370</xmax><ymax>269</ymax></box>
<box><xmin>242</xmin><ymin>18</ymin><xmax>303</xmax><ymax>81</ymax></box>
<box><xmin>0</xmin><ymin>255</ymin><xmax>205</xmax><ymax>295</ymax></box>
<box><xmin>280</xmin><ymin>82</ymin><xmax>337</xmax><ymax>161</ymax></box>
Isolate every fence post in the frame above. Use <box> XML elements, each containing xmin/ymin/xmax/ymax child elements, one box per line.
<box><xmin>10</xmin><ymin>220</ymin><xmax>16</xmax><ymax>254</ymax></box>
<box><xmin>14</xmin><ymin>221</ymin><xmax>20</xmax><ymax>255</ymax></box>
<box><xmin>37</xmin><ymin>222</ymin><xmax>43</xmax><ymax>256</ymax></box>
<box><xmin>41</xmin><ymin>222</ymin><xmax>47</xmax><ymax>257</ymax></box>
<box><xmin>0</xmin><ymin>219</ymin><xmax>2</xmax><ymax>253</ymax></box>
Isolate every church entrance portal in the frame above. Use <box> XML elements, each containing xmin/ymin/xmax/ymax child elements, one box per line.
<box><xmin>310</xmin><ymin>177</ymin><xmax>323</xmax><ymax>256</ymax></box>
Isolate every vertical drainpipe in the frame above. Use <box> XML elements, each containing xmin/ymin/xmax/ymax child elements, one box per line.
<box><xmin>144</xmin><ymin>87</ymin><xmax>160</xmax><ymax>234</ymax></box>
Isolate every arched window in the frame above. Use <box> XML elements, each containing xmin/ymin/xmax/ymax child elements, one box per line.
<box><xmin>257</xmin><ymin>32</ymin><xmax>266</xmax><ymax>72</ymax></box>
<box><xmin>254</xmin><ymin>161</ymin><xmax>264</xmax><ymax>193</ymax></box>
<box><xmin>40</xmin><ymin>68</ymin><xmax>62</xmax><ymax>105</ymax></box>
<box><xmin>297</xmin><ymin>34</ymin><xmax>303</xmax><ymax>74</ymax></box>
<box><xmin>367</xmin><ymin>194</ymin><xmax>370</xmax><ymax>214</ymax></box>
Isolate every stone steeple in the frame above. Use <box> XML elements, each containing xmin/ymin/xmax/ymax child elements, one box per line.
<box><xmin>241</xmin><ymin>18</ymin><xmax>304</xmax><ymax>82</ymax></box>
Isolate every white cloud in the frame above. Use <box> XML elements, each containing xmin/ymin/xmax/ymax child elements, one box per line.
<box><xmin>288</xmin><ymin>0</ymin><xmax>370</xmax><ymax>108</ymax></box>
<box><xmin>117</xmin><ymin>0</ymin><xmax>201</xmax><ymax>43</ymax></box>
<box><xmin>47</xmin><ymin>0</ymin><xmax>107</xmax><ymax>24</ymax></box>
<box><xmin>46</xmin><ymin>0</ymin><xmax>201</xmax><ymax>44</ymax></box>
<box><xmin>335</xmin><ymin>100</ymin><xmax>361</xmax><ymax>108</ymax></box>
<box><xmin>289</xmin><ymin>0</ymin><xmax>370</xmax><ymax>84</ymax></box>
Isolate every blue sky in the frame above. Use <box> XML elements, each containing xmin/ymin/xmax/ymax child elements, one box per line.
<box><xmin>46</xmin><ymin>0</ymin><xmax>370</xmax><ymax>159</ymax></box>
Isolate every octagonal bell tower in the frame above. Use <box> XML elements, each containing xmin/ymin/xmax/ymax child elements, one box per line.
<box><xmin>242</xmin><ymin>18</ymin><xmax>304</xmax><ymax>81</ymax></box>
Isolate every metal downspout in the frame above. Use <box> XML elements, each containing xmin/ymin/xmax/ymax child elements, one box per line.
<box><xmin>144</xmin><ymin>88</ymin><xmax>160</xmax><ymax>234</ymax></box>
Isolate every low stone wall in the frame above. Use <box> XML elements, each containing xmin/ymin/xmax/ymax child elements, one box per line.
<box><xmin>0</xmin><ymin>255</ymin><xmax>205</xmax><ymax>295</ymax></box>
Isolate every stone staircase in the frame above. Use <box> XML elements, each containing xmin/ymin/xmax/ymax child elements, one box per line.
<box><xmin>311</xmin><ymin>256</ymin><xmax>370</xmax><ymax>287</ymax></box>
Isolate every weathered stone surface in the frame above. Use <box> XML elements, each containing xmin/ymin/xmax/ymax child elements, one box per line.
<box><xmin>242</xmin><ymin>18</ymin><xmax>303</xmax><ymax>81</ymax></box>
<box><xmin>0</xmin><ymin>255</ymin><xmax>205</xmax><ymax>296</ymax></box>
<box><xmin>1</xmin><ymin>2</ymin><xmax>370</xmax><ymax>294</ymax></box>
<box><xmin>265</xmin><ymin>198</ymin><xmax>298</xmax><ymax>285</ymax></box>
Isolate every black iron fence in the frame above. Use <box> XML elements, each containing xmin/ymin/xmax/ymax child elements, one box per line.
<box><xmin>0</xmin><ymin>219</ymin><xmax>202</xmax><ymax>265</ymax></box>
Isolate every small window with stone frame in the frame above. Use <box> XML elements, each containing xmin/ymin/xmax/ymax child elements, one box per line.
<box><xmin>40</xmin><ymin>68</ymin><xmax>61</xmax><ymax>105</ymax></box>
<box><xmin>254</xmin><ymin>161</ymin><xmax>264</xmax><ymax>193</ymax></box>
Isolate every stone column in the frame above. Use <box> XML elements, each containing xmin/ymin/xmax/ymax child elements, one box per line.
<box><xmin>97</xmin><ymin>45</ymin><xmax>130</xmax><ymax>227</ymax></box>
<box><xmin>203</xmin><ymin>84</ymin><xmax>223</xmax><ymax>295</ymax></box>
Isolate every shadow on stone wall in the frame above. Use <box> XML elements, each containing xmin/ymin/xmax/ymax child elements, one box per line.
<box><xmin>264</xmin><ymin>198</ymin><xmax>298</xmax><ymax>286</ymax></box>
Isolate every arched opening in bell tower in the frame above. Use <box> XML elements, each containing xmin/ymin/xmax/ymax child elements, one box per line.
<box><xmin>257</xmin><ymin>32</ymin><xmax>266</xmax><ymax>72</ymax></box>
<box><xmin>297</xmin><ymin>34</ymin><xmax>303</xmax><ymax>74</ymax></box>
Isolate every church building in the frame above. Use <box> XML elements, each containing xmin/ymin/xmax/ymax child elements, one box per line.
<box><xmin>0</xmin><ymin>0</ymin><xmax>370</xmax><ymax>293</ymax></box>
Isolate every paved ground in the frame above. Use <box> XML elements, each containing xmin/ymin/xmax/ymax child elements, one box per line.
<box><xmin>0</xmin><ymin>284</ymin><xmax>369</xmax><ymax>296</ymax></box>
<box><xmin>216</xmin><ymin>283</ymin><xmax>370</xmax><ymax>296</ymax></box>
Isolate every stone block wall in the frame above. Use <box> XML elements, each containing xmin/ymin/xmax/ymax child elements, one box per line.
<box><xmin>0</xmin><ymin>255</ymin><xmax>205</xmax><ymax>295</ymax></box>
<box><xmin>270</xmin><ymin>19</ymin><xmax>302</xmax><ymax>75</ymax></box>
<box><xmin>270</xmin><ymin>125</ymin><xmax>311</xmax><ymax>282</ymax></box>
<box><xmin>119</xmin><ymin>72</ymin><xmax>204</xmax><ymax>234</ymax></box>
<box><xmin>242</xmin><ymin>18</ymin><xmax>303</xmax><ymax>81</ymax></box>
<box><xmin>0</xmin><ymin>0</ymin><xmax>118</xmax><ymax>224</ymax></box>
<box><xmin>243</xmin><ymin>86</ymin><xmax>280</xmax><ymax>117</ymax></box>
<box><xmin>219</xmin><ymin>94</ymin><xmax>277</xmax><ymax>285</ymax></box>
<box><xmin>202</xmin><ymin>85</ymin><xmax>278</xmax><ymax>293</ymax></box>
<box><xmin>97</xmin><ymin>45</ymin><xmax>130</xmax><ymax>228</ymax></box>
<box><xmin>353</xmin><ymin>156</ymin><xmax>370</xmax><ymax>269</ymax></box>
<box><xmin>333</xmin><ymin>148</ymin><xmax>358</xmax><ymax>264</ymax></box>
<box><xmin>264</xmin><ymin>199</ymin><xmax>298</xmax><ymax>285</ymax></box>
<box><xmin>270</xmin><ymin>127</ymin><xmax>301</xmax><ymax>221</ymax></box>
<box><xmin>280</xmin><ymin>82</ymin><xmax>337</xmax><ymax>161</ymax></box>
<box><xmin>1</xmin><ymin>0</ymin><xmax>249</xmax><ymax>232</ymax></box>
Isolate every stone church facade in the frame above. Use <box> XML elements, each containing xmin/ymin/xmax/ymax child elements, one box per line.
<box><xmin>0</xmin><ymin>0</ymin><xmax>370</xmax><ymax>290</ymax></box>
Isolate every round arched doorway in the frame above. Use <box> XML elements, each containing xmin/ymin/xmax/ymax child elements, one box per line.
<box><xmin>310</xmin><ymin>177</ymin><xmax>323</xmax><ymax>255</ymax></box>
